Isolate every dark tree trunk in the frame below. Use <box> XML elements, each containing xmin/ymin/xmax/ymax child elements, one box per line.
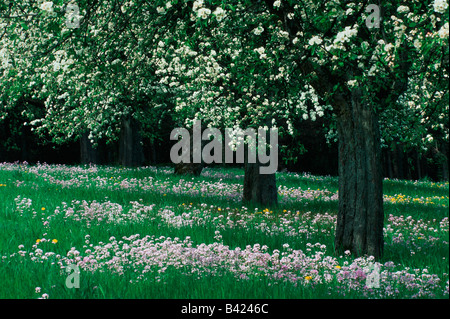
<box><xmin>334</xmin><ymin>90</ymin><xmax>384</xmax><ymax>259</ymax></box>
<box><xmin>119</xmin><ymin>116</ymin><xmax>144</xmax><ymax>167</ymax></box>
<box><xmin>386</xmin><ymin>149</ymin><xmax>393</xmax><ymax>178</ymax></box>
<box><xmin>416</xmin><ymin>151</ymin><xmax>422</xmax><ymax>180</ymax></box>
<box><xmin>243</xmin><ymin>159</ymin><xmax>278</xmax><ymax>207</ymax></box>
<box><xmin>173</xmin><ymin>124</ymin><xmax>204</xmax><ymax>176</ymax></box>
<box><xmin>396</xmin><ymin>144</ymin><xmax>404</xmax><ymax>179</ymax></box>
<box><xmin>435</xmin><ymin>142</ymin><xmax>449</xmax><ymax>181</ymax></box>
<box><xmin>80</xmin><ymin>131</ymin><xmax>98</xmax><ymax>164</ymax></box>
<box><xmin>20</xmin><ymin>126</ymin><xmax>28</xmax><ymax>162</ymax></box>
<box><xmin>174</xmin><ymin>162</ymin><xmax>204</xmax><ymax>175</ymax></box>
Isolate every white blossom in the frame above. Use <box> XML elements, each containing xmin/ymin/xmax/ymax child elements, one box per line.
<box><xmin>193</xmin><ymin>0</ymin><xmax>204</xmax><ymax>11</ymax></box>
<box><xmin>197</xmin><ymin>8</ymin><xmax>211</xmax><ymax>19</ymax></box>
<box><xmin>347</xmin><ymin>79</ymin><xmax>357</xmax><ymax>87</ymax></box>
<box><xmin>40</xmin><ymin>1</ymin><xmax>53</xmax><ymax>12</ymax></box>
<box><xmin>433</xmin><ymin>0</ymin><xmax>448</xmax><ymax>13</ymax></box>
<box><xmin>438</xmin><ymin>22</ymin><xmax>449</xmax><ymax>39</ymax></box>
<box><xmin>253</xmin><ymin>26</ymin><xmax>264</xmax><ymax>35</ymax></box>
<box><xmin>213</xmin><ymin>7</ymin><xmax>226</xmax><ymax>21</ymax></box>
<box><xmin>334</xmin><ymin>26</ymin><xmax>358</xmax><ymax>44</ymax></box>
<box><xmin>254</xmin><ymin>47</ymin><xmax>267</xmax><ymax>59</ymax></box>
<box><xmin>397</xmin><ymin>6</ymin><xmax>410</xmax><ymax>13</ymax></box>
<box><xmin>308</xmin><ymin>36</ymin><xmax>323</xmax><ymax>46</ymax></box>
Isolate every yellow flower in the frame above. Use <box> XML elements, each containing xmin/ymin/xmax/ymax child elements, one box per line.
<box><xmin>36</xmin><ymin>239</ymin><xmax>41</xmax><ymax>243</ymax></box>
<box><xmin>52</xmin><ymin>239</ymin><xmax>58</xmax><ymax>244</ymax></box>
<box><xmin>41</xmin><ymin>207</ymin><xmax>46</xmax><ymax>211</ymax></box>
<box><xmin>335</xmin><ymin>265</ymin><xmax>341</xmax><ymax>269</ymax></box>
<box><xmin>218</xmin><ymin>207</ymin><xmax>221</xmax><ymax>211</ymax></box>
<box><xmin>305</xmin><ymin>276</ymin><xmax>312</xmax><ymax>281</ymax></box>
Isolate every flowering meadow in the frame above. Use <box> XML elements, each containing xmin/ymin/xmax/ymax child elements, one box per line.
<box><xmin>0</xmin><ymin>162</ymin><xmax>448</xmax><ymax>299</ymax></box>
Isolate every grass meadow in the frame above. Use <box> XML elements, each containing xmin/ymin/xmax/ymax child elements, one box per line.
<box><xmin>0</xmin><ymin>162</ymin><xmax>448</xmax><ymax>299</ymax></box>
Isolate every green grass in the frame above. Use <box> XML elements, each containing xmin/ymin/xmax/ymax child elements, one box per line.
<box><xmin>0</xmin><ymin>163</ymin><xmax>448</xmax><ymax>299</ymax></box>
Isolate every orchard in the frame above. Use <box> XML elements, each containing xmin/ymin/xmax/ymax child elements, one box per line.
<box><xmin>0</xmin><ymin>0</ymin><xmax>448</xmax><ymax>302</ymax></box>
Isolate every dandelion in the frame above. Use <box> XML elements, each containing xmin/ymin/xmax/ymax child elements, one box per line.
<box><xmin>36</xmin><ymin>239</ymin><xmax>41</xmax><ymax>244</ymax></box>
<box><xmin>305</xmin><ymin>276</ymin><xmax>312</xmax><ymax>281</ymax></box>
<box><xmin>41</xmin><ymin>207</ymin><xmax>46</xmax><ymax>211</ymax></box>
<box><xmin>52</xmin><ymin>239</ymin><xmax>58</xmax><ymax>244</ymax></box>
<box><xmin>336</xmin><ymin>265</ymin><xmax>341</xmax><ymax>269</ymax></box>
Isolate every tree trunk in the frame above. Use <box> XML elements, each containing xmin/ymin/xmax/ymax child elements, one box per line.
<box><xmin>174</xmin><ymin>162</ymin><xmax>204</xmax><ymax>175</ymax></box>
<box><xmin>416</xmin><ymin>151</ymin><xmax>422</xmax><ymax>180</ymax></box>
<box><xmin>437</xmin><ymin>142</ymin><xmax>449</xmax><ymax>181</ymax></box>
<box><xmin>396</xmin><ymin>144</ymin><xmax>404</xmax><ymax>179</ymax></box>
<box><xmin>173</xmin><ymin>137</ymin><xmax>204</xmax><ymax>176</ymax></box>
<box><xmin>173</xmin><ymin>122</ymin><xmax>205</xmax><ymax>176</ymax></box>
<box><xmin>80</xmin><ymin>131</ymin><xmax>98</xmax><ymax>164</ymax></box>
<box><xmin>386</xmin><ymin>149</ymin><xmax>393</xmax><ymax>178</ymax></box>
<box><xmin>119</xmin><ymin>116</ymin><xmax>144</xmax><ymax>167</ymax></box>
<box><xmin>334</xmin><ymin>90</ymin><xmax>384</xmax><ymax>259</ymax></box>
<box><xmin>243</xmin><ymin>159</ymin><xmax>278</xmax><ymax>207</ymax></box>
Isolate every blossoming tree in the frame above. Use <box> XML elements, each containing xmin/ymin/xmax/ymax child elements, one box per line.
<box><xmin>153</xmin><ymin>0</ymin><xmax>448</xmax><ymax>258</ymax></box>
<box><xmin>0</xmin><ymin>0</ymin><xmax>177</xmax><ymax>165</ymax></box>
<box><xmin>1</xmin><ymin>0</ymin><xmax>448</xmax><ymax>258</ymax></box>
